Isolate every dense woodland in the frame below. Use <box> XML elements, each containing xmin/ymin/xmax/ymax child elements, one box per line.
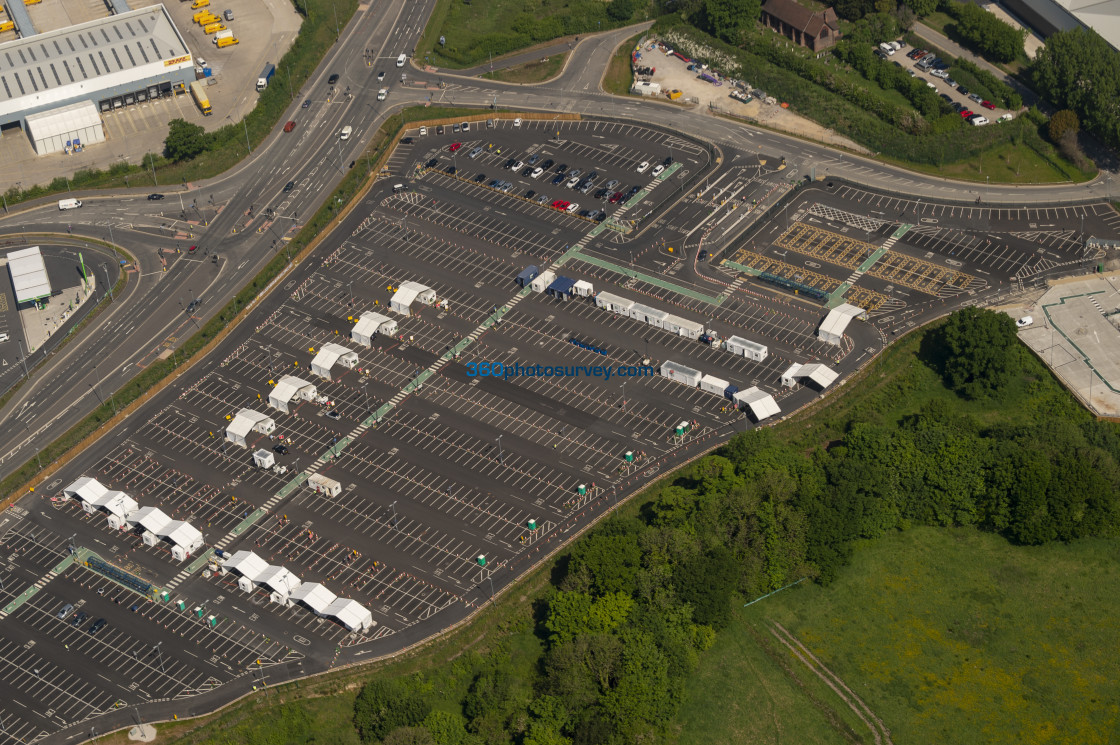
<box><xmin>343</xmin><ymin>309</ymin><xmax>1120</xmax><ymax>745</ymax></box>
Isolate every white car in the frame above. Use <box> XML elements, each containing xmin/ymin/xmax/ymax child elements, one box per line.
<box><xmin>512</xmin><ymin>160</ymin><xmax>524</xmax><ymax>171</ymax></box>
<box><xmin>970</xmin><ymin>116</ymin><xmax>989</xmax><ymax>126</ymax></box>
<box><xmin>530</xmin><ymin>167</ymin><xmax>544</xmax><ymax>179</ymax></box>
<box><xmin>514</xmin><ymin>118</ymin><xmax>522</xmax><ymax>127</ymax></box>
<box><xmin>0</xmin><ymin>333</ymin><xmax>8</xmax><ymax>343</ymax></box>
<box><xmin>1016</xmin><ymin>316</ymin><xmax>1033</xmax><ymax>328</ymax></box>
<box><xmin>377</xmin><ymin>88</ymin><xmax>388</xmax><ymax>101</ymax></box>
<box><xmin>636</xmin><ymin>161</ymin><xmax>650</xmax><ymax>173</ymax></box>
<box><xmin>566</xmin><ymin>175</ymin><xmax>581</xmax><ymax>188</ymax></box>
<box><xmin>565</xmin><ymin>202</ymin><xmax>579</xmax><ymax>213</ymax></box>
<box><xmin>651</xmin><ymin>164</ymin><xmax>665</xmax><ymax>177</ymax></box>
<box><xmin>419</xmin><ymin>126</ymin><xmax>427</xmax><ymax>136</ymax></box>
<box><xmin>998</xmin><ymin>113</ymin><xmax>1014</xmax><ymax>123</ymax></box>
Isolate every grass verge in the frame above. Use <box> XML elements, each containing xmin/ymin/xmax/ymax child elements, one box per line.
<box><xmin>880</xmin><ymin>137</ymin><xmax>1095</xmax><ymax>184</ymax></box>
<box><xmin>481</xmin><ymin>53</ymin><xmax>567</xmax><ymax>84</ymax></box>
<box><xmin>603</xmin><ymin>33</ymin><xmax>641</xmax><ymax>96</ymax></box>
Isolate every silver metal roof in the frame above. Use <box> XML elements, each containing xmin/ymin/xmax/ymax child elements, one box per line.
<box><xmin>0</xmin><ymin>5</ymin><xmax>189</xmax><ymax>109</ymax></box>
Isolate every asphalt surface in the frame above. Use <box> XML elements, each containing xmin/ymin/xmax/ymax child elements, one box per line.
<box><xmin>0</xmin><ymin>9</ymin><xmax>1117</xmax><ymax>745</ymax></box>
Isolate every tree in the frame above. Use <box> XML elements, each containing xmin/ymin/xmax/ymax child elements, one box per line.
<box><xmin>164</xmin><ymin>118</ymin><xmax>208</xmax><ymax>162</ymax></box>
<box><xmin>700</xmin><ymin>0</ymin><xmax>761</xmax><ymax>43</ymax></box>
<box><xmin>1049</xmin><ymin>109</ymin><xmax>1080</xmax><ymax>142</ymax></box>
<box><xmin>422</xmin><ymin>710</ymin><xmax>470</xmax><ymax>745</ymax></box>
<box><xmin>383</xmin><ymin>727</ymin><xmax>436</xmax><ymax>745</ymax></box>
<box><xmin>1031</xmin><ymin>27</ymin><xmax>1120</xmax><ymax>149</ymax></box>
<box><xmin>354</xmin><ymin>679</ymin><xmax>432</xmax><ymax>743</ymax></box>
<box><xmin>606</xmin><ymin>0</ymin><xmax>637</xmax><ymax>21</ymax></box>
<box><xmin>674</xmin><ymin>546</ymin><xmax>737</xmax><ymax>629</ymax></box>
<box><xmin>938</xmin><ymin>307</ymin><xmax>1020</xmax><ymax>400</ymax></box>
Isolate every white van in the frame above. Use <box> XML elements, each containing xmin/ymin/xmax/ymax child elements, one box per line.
<box><xmin>396</xmin><ymin>54</ymin><xmax>406</xmax><ymax>67</ymax></box>
<box><xmin>58</xmin><ymin>198</ymin><xmax>82</xmax><ymax>210</ymax></box>
<box><xmin>339</xmin><ymin>125</ymin><xmax>352</xmax><ymax>140</ymax></box>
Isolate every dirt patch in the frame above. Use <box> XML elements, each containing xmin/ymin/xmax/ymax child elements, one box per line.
<box><xmin>641</xmin><ymin>42</ymin><xmax>869</xmax><ymax>154</ymax></box>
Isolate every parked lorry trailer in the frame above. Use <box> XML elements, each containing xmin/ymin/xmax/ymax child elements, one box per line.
<box><xmin>190</xmin><ymin>80</ymin><xmax>212</xmax><ymax>115</ymax></box>
<box><xmin>256</xmin><ymin>62</ymin><xmax>275</xmax><ymax>91</ymax></box>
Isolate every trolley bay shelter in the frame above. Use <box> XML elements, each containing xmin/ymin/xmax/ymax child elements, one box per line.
<box><xmin>6</xmin><ymin>246</ymin><xmax>51</xmax><ymax>304</ymax></box>
<box><xmin>0</xmin><ymin>6</ymin><xmax>196</xmax><ymax>146</ymax></box>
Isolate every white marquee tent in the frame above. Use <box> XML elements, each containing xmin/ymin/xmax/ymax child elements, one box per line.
<box><xmin>225</xmin><ymin>409</ymin><xmax>276</xmax><ymax>448</ymax></box>
<box><xmin>351</xmin><ymin>311</ymin><xmax>398</xmax><ymax>346</ymax></box>
<box><xmin>268</xmin><ymin>376</ymin><xmax>317</xmax><ymax>414</ymax></box>
<box><xmin>25</xmin><ymin>101</ymin><xmax>105</xmax><ymax>156</ymax></box>
<box><xmin>311</xmin><ymin>342</ymin><xmax>359</xmax><ymax>380</ymax></box>
<box><xmin>390</xmin><ymin>281</ymin><xmax>436</xmax><ymax>316</ymax></box>
<box><xmin>818</xmin><ymin>303</ymin><xmax>866</xmax><ymax>345</ymax></box>
<box><xmin>290</xmin><ymin>582</ymin><xmax>338</xmax><ymax>615</ymax></box>
<box><xmin>733</xmin><ymin>387</ymin><xmax>782</xmax><ymax>421</ymax></box>
<box><xmin>325</xmin><ymin>597</ymin><xmax>375</xmax><ymax>632</ymax></box>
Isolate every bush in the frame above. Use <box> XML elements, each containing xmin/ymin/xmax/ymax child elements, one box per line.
<box><xmin>354</xmin><ymin>679</ymin><xmax>431</xmax><ymax>743</ymax></box>
<box><xmin>1048</xmin><ymin>109</ymin><xmax>1079</xmax><ymax>143</ymax></box>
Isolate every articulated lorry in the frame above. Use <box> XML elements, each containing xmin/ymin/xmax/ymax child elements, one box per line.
<box><xmin>256</xmin><ymin>62</ymin><xmax>275</xmax><ymax>92</ymax></box>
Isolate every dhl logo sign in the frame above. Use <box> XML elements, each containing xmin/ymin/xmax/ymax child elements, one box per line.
<box><xmin>164</xmin><ymin>54</ymin><xmax>192</xmax><ymax>67</ymax></box>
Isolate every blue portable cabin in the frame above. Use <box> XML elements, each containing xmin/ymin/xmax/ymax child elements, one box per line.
<box><xmin>516</xmin><ymin>265</ymin><xmax>539</xmax><ymax>287</ymax></box>
<box><xmin>546</xmin><ymin>276</ymin><xmax>578</xmax><ymax>300</ymax></box>
<box><xmin>723</xmin><ymin>384</ymin><xmax>739</xmax><ymax>400</ymax></box>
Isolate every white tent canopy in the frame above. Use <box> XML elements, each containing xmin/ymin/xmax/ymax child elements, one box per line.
<box><xmin>165</xmin><ymin>521</ymin><xmax>204</xmax><ymax>552</ymax></box>
<box><xmin>100</xmin><ymin>492</ymin><xmax>139</xmax><ymax>519</ymax></box>
<box><xmin>7</xmin><ymin>246</ymin><xmax>52</xmax><ymax>303</ymax></box>
<box><xmin>269</xmin><ymin>376</ymin><xmax>317</xmax><ymax>414</ymax></box>
<box><xmin>799</xmin><ymin>363</ymin><xmax>839</xmax><ymax>390</ymax></box>
<box><xmin>290</xmin><ymin>582</ymin><xmax>338</xmax><ymax>615</ymax></box>
<box><xmin>64</xmin><ymin>476</ymin><xmax>108</xmax><ymax>504</ymax></box>
<box><xmin>24</xmin><ymin>101</ymin><xmax>105</xmax><ymax>156</ymax></box>
<box><xmin>734</xmin><ymin>387</ymin><xmax>781</xmax><ymax>421</ymax></box>
<box><xmin>258</xmin><ymin>565</ymin><xmax>302</xmax><ymax>601</ymax></box>
<box><xmin>390</xmin><ymin>281</ymin><xmax>435</xmax><ymax>316</ymax></box>
<box><xmin>222</xmin><ymin>550</ymin><xmax>269</xmax><ymax>581</ymax></box>
<box><xmin>351</xmin><ymin>311</ymin><xmax>397</xmax><ymax>346</ymax></box>
<box><xmin>130</xmin><ymin>506</ymin><xmax>173</xmax><ymax>535</ymax></box>
<box><xmin>311</xmin><ymin>342</ymin><xmax>359</xmax><ymax>380</ymax></box>
<box><xmin>225</xmin><ymin>409</ymin><xmax>275</xmax><ymax>448</ymax></box>
<box><xmin>818</xmin><ymin>303</ymin><xmax>866</xmax><ymax>345</ymax></box>
<box><xmin>325</xmin><ymin>597</ymin><xmax>375</xmax><ymax>632</ymax></box>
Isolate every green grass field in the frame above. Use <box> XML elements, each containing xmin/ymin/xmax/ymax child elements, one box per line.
<box><xmin>728</xmin><ymin>527</ymin><xmax>1120</xmax><ymax>745</ymax></box>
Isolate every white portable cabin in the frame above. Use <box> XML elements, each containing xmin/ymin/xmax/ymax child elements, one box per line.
<box><xmin>225</xmin><ymin>409</ymin><xmax>276</xmax><ymax>448</ymax></box>
<box><xmin>290</xmin><ymin>582</ymin><xmax>338</xmax><ymax>616</ymax></box>
<box><xmin>573</xmin><ymin>280</ymin><xmax>595</xmax><ymax>297</ymax></box>
<box><xmin>700</xmin><ymin>374</ymin><xmax>730</xmax><ymax>397</ymax></box>
<box><xmin>733</xmin><ymin>387</ymin><xmax>781</xmax><ymax>421</ymax></box>
<box><xmin>325</xmin><ymin>597</ymin><xmax>375</xmax><ymax>632</ymax></box>
<box><xmin>817</xmin><ymin>303</ymin><xmax>866</xmax><ymax>345</ymax></box>
<box><xmin>269</xmin><ymin>375</ymin><xmax>317</xmax><ymax>414</ymax></box>
<box><xmin>726</xmin><ymin>335</ymin><xmax>769</xmax><ymax>362</ymax></box>
<box><xmin>390</xmin><ymin>281</ymin><xmax>436</xmax><ymax>316</ymax></box>
<box><xmin>666</xmin><ymin>315</ymin><xmax>704</xmax><ymax>339</ymax></box>
<box><xmin>165</xmin><ymin>521</ymin><xmax>204</xmax><ymax>561</ymax></box>
<box><xmin>351</xmin><ymin>311</ymin><xmax>397</xmax><ymax>346</ymax></box>
<box><xmin>629</xmin><ymin>302</ymin><xmax>670</xmax><ymax>329</ymax></box>
<box><xmin>311</xmin><ymin>342</ymin><xmax>359</xmax><ymax>380</ymax></box>
<box><xmin>253</xmin><ymin>449</ymin><xmax>276</xmax><ymax>469</ymax></box>
<box><xmin>530</xmin><ymin>270</ymin><xmax>556</xmax><ymax>293</ymax></box>
<box><xmin>102</xmin><ymin>493</ymin><xmax>140</xmax><ymax>530</ymax></box>
<box><xmin>257</xmin><ymin>565</ymin><xmax>302</xmax><ymax>606</ymax></box>
<box><xmin>594</xmin><ymin>291</ymin><xmax>634</xmax><ymax>314</ymax></box>
<box><xmin>660</xmin><ymin>360</ymin><xmax>702</xmax><ymax>387</ymax></box>
<box><xmin>781</xmin><ymin>363</ymin><xmax>803</xmax><ymax>388</ymax></box>
<box><xmin>308</xmin><ymin>473</ymin><xmax>342</xmax><ymax>497</ymax></box>
<box><xmin>222</xmin><ymin>550</ymin><xmax>270</xmax><ymax>593</ymax></box>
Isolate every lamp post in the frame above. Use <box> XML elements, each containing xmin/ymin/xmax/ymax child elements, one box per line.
<box><xmin>148</xmin><ymin>152</ymin><xmax>158</xmax><ymax>185</ymax></box>
<box><xmin>496</xmin><ymin>434</ymin><xmax>503</xmax><ymax>464</ymax></box>
<box><xmin>153</xmin><ymin>641</ymin><xmax>166</xmax><ymax>673</ymax></box>
<box><xmin>620</xmin><ymin>381</ymin><xmax>626</xmax><ymax>410</ymax></box>
<box><xmin>348</xmin><ymin>281</ymin><xmax>354</xmax><ymax>307</ymax></box>
<box><xmin>389</xmin><ymin>500</ymin><xmax>398</xmax><ymax>528</ymax></box>
<box><xmin>17</xmin><ymin>339</ymin><xmax>30</xmax><ymax>381</ymax></box>
<box><xmin>103</xmin><ymin>265</ymin><xmax>113</xmax><ymax>302</ymax></box>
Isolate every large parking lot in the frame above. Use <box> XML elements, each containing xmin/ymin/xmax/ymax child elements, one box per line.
<box><xmin>5</xmin><ymin>115</ymin><xmax>1118</xmax><ymax>742</ymax></box>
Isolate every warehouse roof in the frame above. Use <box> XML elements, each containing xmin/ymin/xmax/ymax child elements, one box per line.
<box><xmin>7</xmin><ymin>246</ymin><xmax>51</xmax><ymax>303</ymax></box>
<box><xmin>0</xmin><ymin>6</ymin><xmax>192</xmax><ymax>114</ymax></box>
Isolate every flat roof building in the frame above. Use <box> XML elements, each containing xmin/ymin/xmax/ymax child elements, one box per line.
<box><xmin>7</xmin><ymin>246</ymin><xmax>51</xmax><ymax>303</ymax></box>
<box><xmin>0</xmin><ymin>5</ymin><xmax>196</xmax><ymax>145</ymax></box>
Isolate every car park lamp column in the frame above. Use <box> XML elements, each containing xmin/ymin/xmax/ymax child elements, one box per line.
<box><xmin>496</xmin><ymin>434</ymin><xmax>504</xmax><ymax>464</ymax></box>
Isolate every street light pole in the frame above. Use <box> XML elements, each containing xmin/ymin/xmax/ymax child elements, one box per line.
<box><xmin>154</xmin><ymin>641</ymin><xmax>166</xmax><ymax>672</ymax></box>
<box><xmin>243</xmin><ymin>119</ymin><xmax>251</xmax><ymax>155</ymax></box>
<box><xmin>17</xmin><ymin>339</ymin><xmax>30</xmax><ymax>381</ymax></box>
<box><xmin>389</xmin><ymin>500</ymin><xmax>398</xmax><ymax>528</ymax></box>
<box><xmin>496</xmin><ymin>434</ymin><xmax>503</xmax><ymax>464</ymax></box>
<box><xmin>103</xmin><ymin>265</ymin><xmax>113</xmax><ymax>302</ymax></box>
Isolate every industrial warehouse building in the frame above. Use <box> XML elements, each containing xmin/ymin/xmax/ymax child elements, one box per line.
<box><xmin>0</xmin><ymin>5</ymin><xmax>196</xmax><ymax>154</ymax></box>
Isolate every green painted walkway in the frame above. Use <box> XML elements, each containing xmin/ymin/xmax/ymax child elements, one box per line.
<box><xmin>574</xmin><ymin>253</ymin><xmax>725</xmax><ymax>305</ymax></box>
<box><xmin>825</xmin><ymin>224</ymin><xmax>913</xmax><ymax>307</ymax></box>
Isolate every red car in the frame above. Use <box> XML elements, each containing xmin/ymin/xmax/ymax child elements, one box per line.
<box><xmin>980</xmin><ymin>100</ymin><xmax>996</xmax><ymax>110</ymax></box>
<box><xmin>448</xmin><ymin>142</ymin><xmax>462</xmax><ymax>152</ymax></box>
<box><xmin>283</xmin><ymin>120</ymin><xmax>296</xmax><ymax>133</ymax></box>
<box><xmin>554</xmin><ymin>200</ymin><xmax>570</xmax><ymax>210</ymax></box>
<box><xmin>960</xmin><ymin>109</ymin><xmax>974</xmax><ymax>119</ymax></box>
<box><xmin>609</xmin><ymin>192</ymin><xmax>624</xmax><ymax>204</ymax></box>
